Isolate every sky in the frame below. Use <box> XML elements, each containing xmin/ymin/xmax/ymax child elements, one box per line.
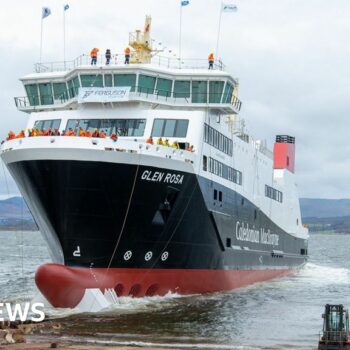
<box><xmin>0</xmin><ymin>0</ymin><xmax>349</xmax><ymax>198</ymax></box>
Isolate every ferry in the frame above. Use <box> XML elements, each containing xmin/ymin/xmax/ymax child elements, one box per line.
<box><xmin>0</xmin><ymin>17</ymin><xmax>308</xmax><ymax>308</ymax></box>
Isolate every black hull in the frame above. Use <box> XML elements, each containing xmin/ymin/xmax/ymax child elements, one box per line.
<box><xmin>7</xmin><ymin>160</ymin><xmax>308</xmax><ymax>270</ymax></box>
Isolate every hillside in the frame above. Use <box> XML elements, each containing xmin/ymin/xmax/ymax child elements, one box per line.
<box><xmin>0</xmin><ymin>197</ymin><xmax>37</xmax><ymax>230</ymax></box>
<box><xmin>300</xmin><ymin>198</ymin><xmax>350</xmax><ymax>219</ymax></box>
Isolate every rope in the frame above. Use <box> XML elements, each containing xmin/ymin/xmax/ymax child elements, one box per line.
<box><xmin>87</xmin><ymin>161</ymin><xmax>140</xmax><ymax>311</ymax></box>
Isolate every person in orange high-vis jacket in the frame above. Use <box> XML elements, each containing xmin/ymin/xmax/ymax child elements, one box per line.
<box><xmin>78</xmin><ymin>127</ymin><xmax>85</xmax><ymax>137</ymax></box>
<box><xmin>208</xmin><ymin>52</ymin><xmax>214</xmax><ymax>70</ymax></box>
<box><xmin>124</xmin><ymin>47</ymin><xmax>131</xmax><ymax>64</ymax></box>
<box><xmin>90</xmin><ymin>48</ymin><xmax>99</xmax><ymax>65</ymax></box>
<box><xmin>85</xmin><ymin>129</ymin><xmax>92</xmax><ymax>137</ymax></box>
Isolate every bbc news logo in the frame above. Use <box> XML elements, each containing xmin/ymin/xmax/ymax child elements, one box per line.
<box><xmin>0</xmin><ymin>303</ymin><xmax>45</xmax><ymax>322</ymax></box>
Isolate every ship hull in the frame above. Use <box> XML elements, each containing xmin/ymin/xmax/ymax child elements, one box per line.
<box><xmin>3</xmin><ymin>151</ymin><xmax>307</xmax><ymax>307</ymax></box>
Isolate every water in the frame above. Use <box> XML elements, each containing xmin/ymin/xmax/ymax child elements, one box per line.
<box><xmin>0</xmin><ymin>231</ymin><xmax>349</xmax><ymax>349</ymax></box>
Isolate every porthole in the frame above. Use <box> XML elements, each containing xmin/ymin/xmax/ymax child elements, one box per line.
<box><xmin>123</xmin><ymin>250</ymin><xmax>132</xmax><ymax>261</ymax></box>
<box><xmin>145</xmin><ymin>251</ymin><xmax>153</xmax><ymax>261</ymax></box>
<box><xmin>161</xmin><ymin>251</ymin><xmax>169</xmax><ymax>261</ymax></box>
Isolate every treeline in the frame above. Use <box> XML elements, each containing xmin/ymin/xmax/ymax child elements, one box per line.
<box><xmin>304</xmin><ymin>216</ymin><xmax>350</xmax><ymax>233</ymax></box>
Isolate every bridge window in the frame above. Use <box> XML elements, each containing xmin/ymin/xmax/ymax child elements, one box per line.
<box><xmin>174</xmin><ymin>80</ymin><xmax>190</xmax><ymax>98</ymax></box>
<box><xmin>209</xmin><ymin>81</ymin><xmax>224</xmax><ymax>103</ymax></box>
<box><xmin>222</xmin><ymin>82</ymin><xmax>234</xmax><ymax>103</ymax></box>
<box><xmin>156</xmin><ymin>78</ymin><xmax>172</xmax><ymax>97</ymax></box>
<box><xmin>138</xmin><ymin>74</ymin><xmax>156</xmax><ymax>94</ymax></box>
<box><xmin>192</xmin><ymin>80</ymin><xmax>207</xmax><ymax>103</ymax></box>
<box><xmin>151</xmin><ymin>119</ymin><xmax>189</xmax><ymax>138</ymax></box>
<box><xmin>67</xmin><ymin>76</ymin><xmax>80</xmax><ymax>98</ymax></box>
<box><xmin>34</xmin><ymin>119</ymin><xmax>61</xmax><ymax>131</ymax></box>
<box><xmin>104</xmin><ymin>74</ymin><xmax>113</xmax><ymax>87</ymax></box>
<box><xmin>53</xmin><ymin>83</ymin><xmax>68</xmax><ymax>101</ymax></box>
<box><xmin>114</xmin><ymin>74</ymin><xmax>136</xmax><ymax>91</ymax></box>
<box><xmin>66</xmin><ymin>119</ymin><xmax>146</xmax><ymax>137</ymax></box>
<box><xmin>80</xmin><ymin>74</ymin><xmax>103</xmax><ymax>87</ymax></box>
<box><xmin>38</xmin><ymin>83</ymin><xmax>53</xmax><ymax>105</ymax></box>
<box><xmin>25</xmin><ymin>84</ymin><xmax>39</xmax><ymax>106</ymax></box>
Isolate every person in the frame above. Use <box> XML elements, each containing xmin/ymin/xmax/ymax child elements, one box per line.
<box><xmin>6</xmin><ymin>131</ymin><xmax>16</xmax><ymax>141</ymax></box>
<box><xmin>124</xmin><ymin>47</ymin><xmax>131</xmax><ymax>64</ymax></box>
<box><xmin>110</xmin><ymin>133</ymin><xmax>118</xmax><ymax>142</ymax></box>
<box><xmin>78</xmin><ymin>127</ymin><xmax>85</xmax><ymax>137</ymax></box>
<box><xmin>186</xmin><ymin>144</ymin><xmax>194</xmax><ymax>152</ymax></box>
<box><xmin>164</xmin><ymin>139</ymin><xmax>170</xmax><ymax>147</ymax></box>
<box><xmin>208</xmin><ymin>52</ymin><xmax>214</xmax><ymax>70</ymax></box>
<box><xmin>99</xmin><ymin>130</ymin><xmax>106</xmax><ymax>138</ymax></box>
<box><xmin>85</xmin><ymin>129</ymin><xmax>92</xmax><ymax>137</ymax></box>
<box><xmin>171</xmin><ymin>140</ymin><xmax>179</xmax><ymax>149</ymax></box>
<box><xmin>15</xmin><ymin>129</ymin><xmax>25</xmax><ymax>139</ymax></box>
<box><xmin>157</xmin><ymin>137</ymin><xmax>163</xmax><ymax>145</ymax></box>
<box><xmin>90</xmin><ymin>47</ymin><xmax>99</xmax><ymax>65</ymax></box>
<box><xmin>105</xmin><ymin>49</ymin><xmax>111</xmax><ymax>65</ymax></box>
<box><xmin>67</xmin><ymin>128</ymin><xmax>75</xmax><ymax>136</ymax></box>
<box><xmin>53</xmin><ymin>128</ymin><xmax>60</xmax><ymax>136</ymax></box>
<box><xmin>146</xmin><ymin>136</ymin><xmax>154</xmax><ymax>145</ymax></box>
<box><xmin>92</xmin><ymin>128</ymin><xmax>99</xmax><ymax>137</ymax></box>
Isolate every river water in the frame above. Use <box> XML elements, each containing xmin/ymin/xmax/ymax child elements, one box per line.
<box><xmin>0</xmin><ymin>231</ymin><xmax>348</xmax><ymax>349</ymax></box>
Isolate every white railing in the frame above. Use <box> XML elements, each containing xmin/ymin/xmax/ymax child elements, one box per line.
<box><xmin>34</xmin><ymin>54</ymin><xmax>226</xmax><ymax>73</ymax></box>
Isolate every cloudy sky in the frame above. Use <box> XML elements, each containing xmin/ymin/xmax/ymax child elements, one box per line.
<box><xmin>0</xmin><ymin>0</ymin><xmax>349</xmax><ymax>198</ymax></box>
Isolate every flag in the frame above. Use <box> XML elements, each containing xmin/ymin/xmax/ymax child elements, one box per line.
<box><xmin>64</xmin><ymin>4</ymin><xmax>69</xmax><ymax>11</ymax></box>
<box><xmin>181</xmin><ymin>0</ymin><xmax>189</xmax><ymax>6</ymax></box>
<box><xmin>222</xmin><ymin>3</ymin><xmax>238</xmax><ymax>12</ymax></box>
<box><xmin>42</xmin><ymin>7</ymin><xmax>51</xmax><ymax>19</ymax></box>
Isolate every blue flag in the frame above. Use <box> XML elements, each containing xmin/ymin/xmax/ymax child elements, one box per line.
<box><xmin>64</xmin><ymin>4</ymin><xmax>69</xmax><ymax>11</ymax></box>
<box><xmin>42</xmin><ymin>7</ymin><xmax>51</xmax><ymax>19</ymax></box>
<box><xmin>181</xmin><ymin>0</ymin><xmax>189</xmax><ymax>6</ymax></box>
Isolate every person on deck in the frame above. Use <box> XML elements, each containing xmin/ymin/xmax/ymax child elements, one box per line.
<box><xmin>15</xmin><ymin>130</ymin><xmax>25</xmax><ymax>138</ymax></box>
<box><xmin>164</xmin><ymin>139</ymin><xmax>170</xmax><ymax>147</ymax></box>
<box><xmin>146</xmin><ymin>136</ymin><xmax>154</xmax><ymax>145</ymax></box>
<box><xmin>90</xmin><ymin>48</ymin><xmax>99</xmax><ymax>65</ymax></box>
<box><xmin>78</xmin><ymin>127</ymin><xmax>85</xmax><ymax>137</ymax></box>
<box><xmin>157</xmin><ymin>137</ymin><xmax>163</xmax><ymax>145</ymax></box>
<box><xmin>85</xmin><ymin>129</ymin><xmax>92</xmax><ymax>137</ymax></box>
<box><xmin>99</xmin><ymin>130</ymin><xmax>106</xmax><ymax>138</ymax></box>
<box><xmin>171</xmin><ymin>140</ymin><xmax>180</xmax><ymax>149</ymax></box>
<box><xmin>208</xmin><ymin>52</ymin><xmax>214</xmax><ymax>70</ymax></box>
<box><xmin>124</xmin><ymin>47</ymin><xmax>131</xmax><ymax>64</ymax></box>
<box><xmin>110</xmin><ymin>133</ymin><xmax>118</xmax><ymax>142</ymax></box>
<box><xmin>6</xmin><ymin>131</ymin><xmax>15</xmax><ymax>140</ymax></box>
<box><xmin>105</xmin><ymin>49</ymin><xmax>111</xmax><ymax>65</ymax></box>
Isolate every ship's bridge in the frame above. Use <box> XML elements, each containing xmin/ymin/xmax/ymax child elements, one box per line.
<box><xmin>15</xmin><ymin>54</ymin><xmax>242</xmax><ymax>115</ymax></box>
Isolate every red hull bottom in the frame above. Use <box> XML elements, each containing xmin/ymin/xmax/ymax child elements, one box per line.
<box><xmin>35</xmin><ymin>264</ymin><xmax>294</xmax><ymax>308</ymax></box>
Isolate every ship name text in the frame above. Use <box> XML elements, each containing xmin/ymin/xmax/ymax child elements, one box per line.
<box><xmin>235</xmin><ymin>221</ymin><xmax>279</xmax><ymax>246</ymax></box>
<box><xmin>141</xmin><ymin>170</ymin><xmax>184</xmax><ymax>185</ymax></box>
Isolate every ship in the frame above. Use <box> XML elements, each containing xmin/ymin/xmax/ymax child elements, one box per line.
<box><xmin>0</xmin><ymin>16</ymin><xmax>308</xmax><ymax>308</ymax></box>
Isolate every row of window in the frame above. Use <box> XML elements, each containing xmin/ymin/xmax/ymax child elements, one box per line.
<box><xmin>151</xmin><ymin>119</ymin><xmax>189</xmax><ymax>138</ymax></box>
<box><xmin>33</xmin><ymin>118</ymin><xmax>190</xmax><ymax>138</ymax></box>
<box><xmin>24</xmin><ymin>73</ymin><xmax>235</xmax><ymax>107</ymax></box>
<box><xmin>204</xmin><ymin>123</ymin><xmax>233</xmax><ymax>156</ymax></box>
<box><xmin>203</xmin><ymin>156</ymin><xmax>242</xmax><ymax>186</ymax></box>
<box><xmin>265</xmin><ymin>185</ymin><xmax>283</xmax><ymax>203</ymax></box>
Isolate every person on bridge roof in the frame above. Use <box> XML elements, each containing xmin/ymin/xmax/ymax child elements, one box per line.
<box><xmin>208</xmin><ymin>52</ymin><xmax>214</xmax><ymax>70</ymax></box>
<box><xmin>90</xmin><ymin>48</ymin><xmax>99</xmax><ymax>65</ymax></box>
<box><xmin>124</xmin><ymin>47</ymin><xmax>131</xmax><ymax>64</ymax></box>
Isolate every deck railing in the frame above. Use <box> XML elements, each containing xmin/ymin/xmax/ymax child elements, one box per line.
<box><xmin>34</xmin><ymin>54</ymin><xmax>226</xmax><ymax>73</ymax></box>
<box><xmin>15</xmin><ymin>86</ymin><xmax>242</xmax><ymax>111</ymax></box>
